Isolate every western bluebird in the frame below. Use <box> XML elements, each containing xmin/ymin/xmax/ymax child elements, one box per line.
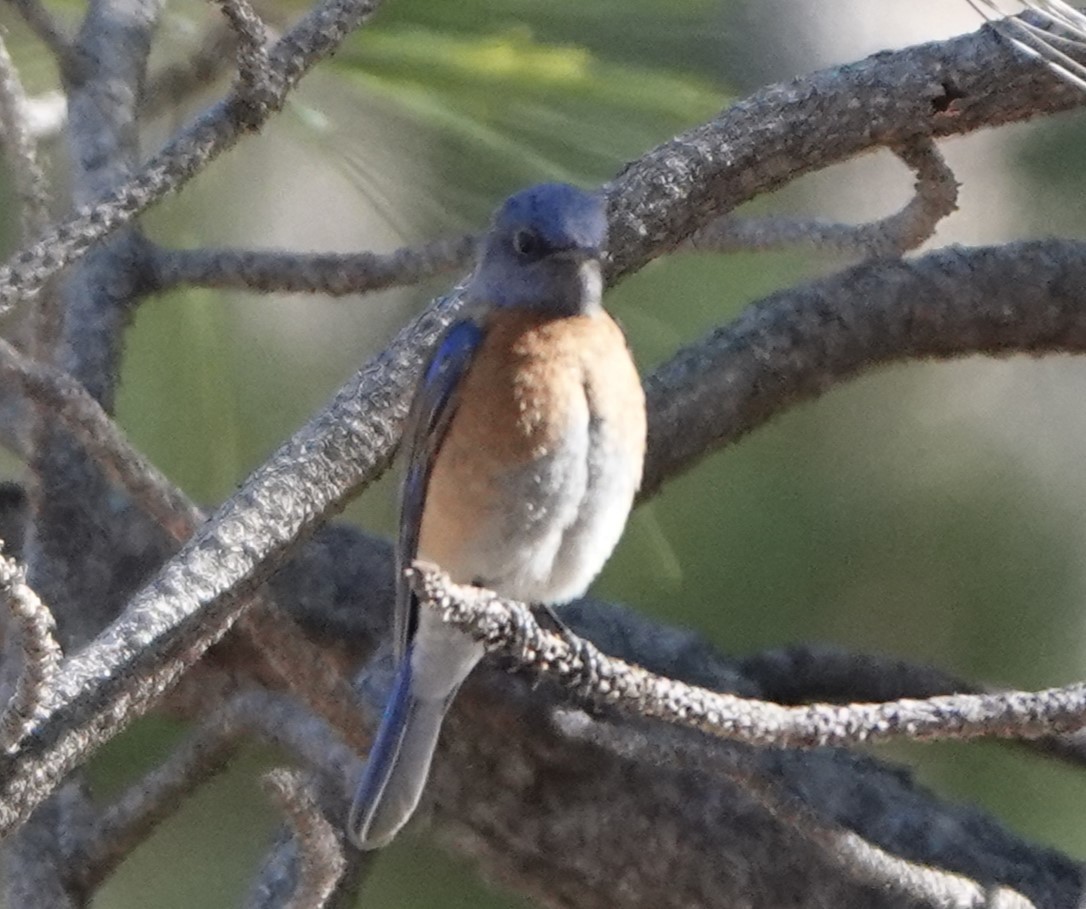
<box><xmin>347</xmin><ymin>183</ymin><xmax>646</xmax><ymax>850</ymax></box>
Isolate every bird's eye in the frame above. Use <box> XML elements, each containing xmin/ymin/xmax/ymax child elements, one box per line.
<box><xmin>512</xmin><ymin>228</ymin><xmax>544</xmax><ymax>259</ymax></box>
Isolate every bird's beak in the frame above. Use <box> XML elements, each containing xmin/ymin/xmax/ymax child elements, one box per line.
<box><xmin>578</xmin><ymin>259</ymin><xmax>603</xmax><ymax>303</ymax></box>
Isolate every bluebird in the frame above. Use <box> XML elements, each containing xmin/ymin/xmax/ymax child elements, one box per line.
<box><xmin>347</xmin><ymin>183</ymin><xmax>646</xmax><ymax>850</ymax></box>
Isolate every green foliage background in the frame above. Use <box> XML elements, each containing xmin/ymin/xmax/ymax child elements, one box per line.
<box><xmin>2</xmin><ymin>0</ymin><xmax>1086</xmax><ymax>905</ymax></box>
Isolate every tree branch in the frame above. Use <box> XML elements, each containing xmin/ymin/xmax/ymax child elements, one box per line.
<box><xmin>688</xmin><ymin>138</ymin><xmax>959</xmax><ymax>259</ymax></box>
<box><xmin>210</xmin><ymin>0</ymin><xmax>272</xmax><ymax>107</ymax></box>
<box><xmin>140</xmin><ymin>25</ymin><xmax>238</xmax><ymax>117</ymax></box>
<box><xmin>73</xmin><ymin>715</ymin><xmax>239</xmax><ymax>890</ymax></box>
<box><xmin>557</xmin><ymin>713</ymin><xmax>1038</xmax><ymax>909</ymax></box>
<box><xmin>0</xmin><ymin>0</ymin><xmax>384</xmax><ymax>310</ymax></box>
<box><xmin>8</xmin><ymin>0</ymin><xmax>71</xmax><ymax>62</ymax></box>
<box><xmin>409</xmin><ymin>565</ymin><xmax>1086</xmax><ymax>749</ymax></box>
<box><xmin>0</xmin><ymin>553</ymin><xmax>61</xmax><ymax>752</ymax></box>
<box><xmin>259</xmin><ymin>770</ymin><xmax>346</xmax><ymax>909</ymax></box>
<box><xmin>149</xmin><ymin>233</ymin><xmax>476</xmax><ymax>297</ymax></box>
<box><xmin>642</xmin><ymin>239</ymin><xmax>1086</xmax><ymax>497</ymax></box>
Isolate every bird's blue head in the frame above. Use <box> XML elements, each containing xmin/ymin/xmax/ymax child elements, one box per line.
<box><xmin>469</xmin><ymin>183</ymin><xmax>608</xmax><ymax>317</ymax></box>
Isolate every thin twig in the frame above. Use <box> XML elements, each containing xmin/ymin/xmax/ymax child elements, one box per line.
<box><xmin>209</xmin><ymin>0</ymin><xmax>272</xmax><ymax>107</ymax></box>
<box><xmin>0</xmin><ymin>336</ymin><xmax>201</xmax><ymax>541</ymax></box>
<box><xmin>239</xmin><ymin>606</ymin><xmax>370</xmax><ymax>755</ymax></box>
<box><xmin>74</xmin><ymin>715</ymin><xmax>240</xmax><ymax>889</ymax></box>
<box><xmin>410</xmin><ymin>565</ymin><xmax>1086</xmax><ymax>750</ymax></box>
<box><xmin>141</xmin><ymin>26</ymin><xmax>238</xmax><ymax>118</ymax></box>
<box><xmin>0</xmin><ymin>0</ymin><xmax>384</xmax><ymax>311</ymax></box>
<box><xmin>260</xmin><ymin>770</ymin><xmax>347</xmax><ymax>909</ymax></box>
<box><xmin>688</xmin><ymin>138</ymin><xmax>958</xmax><ymax>259</ymax></box>
<box><xmin>149</xmin><ymin>234</ymin><xmax>478</xmax><ymax>297</ymax></box>
<box><xmin>0</xmin><ymin>553</ymin><xmax>61</xmax><ymax>752</ymax></box>
<box><xmin>742</xmin><ymin>644</ymin><xmax>1086</xmax><ymax>770</ymax></box>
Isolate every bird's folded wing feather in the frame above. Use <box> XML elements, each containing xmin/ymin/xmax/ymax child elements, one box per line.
<box><xmin>394</xmin><ymin>317</ymin><xmax>486</xmax><ymax>661</ymax></box>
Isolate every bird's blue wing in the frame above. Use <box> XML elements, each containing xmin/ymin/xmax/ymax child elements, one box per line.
<box><xmin>394</xmin><ymin>317</ymin><xmax>485</xmax><ymax>661</ymax></box>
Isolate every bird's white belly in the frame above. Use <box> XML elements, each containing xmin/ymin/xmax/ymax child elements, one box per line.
<box><xmin>438</xmin><ymin>413</ymin><xmax>639</xmax><ymax>605</ymax></box>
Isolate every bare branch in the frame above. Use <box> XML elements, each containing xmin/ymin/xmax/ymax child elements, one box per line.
<box><xmin>140</xmin><ymin>26</ymin><xmax>238</xmax><ymax>117</ymax></box>
<box><xmin>149</xmin><ymin>233</ymin><xmax>477</xmax><ymax>297</ymax></box>
<box><xmin>0</xmin><ymin>0</ymin><xmax>384</xmax><ymax>311</ymax></box>
<box><xmin>602</xmin><ymin>24</ymin><xmax>1085</xmax><ymax>281</ymax></box>
<box><xmin>0</xmin><ymin>337</ymin><xmax>201</xmax><ymax>541</ymax></box>
<box><xmin>0</xmin><ymin>553</ymin><xmax>61</xmax><ymax>752</ymax></box>
<box><xmin>209</xmin><ymin>0</ymin><xmax>272</xmax><ymax>107</ymax></box>
<box><xmin>259</xmin><ymin>770</ymin><xmax>347</xmax><ymax>909</ymax></box>
<box><xmin>557</xmin><ymin>714</ymin><xmax>1037</xmax><ymax>909</ymax></box>
<box><xmin>742</xmin><ymin>644</ymin><xmax>1086</xmax><ymax>771</ymax></box>
<box><xmin>238</xmin><ymin>606</ymin><xmax>370</xmax><ymax>755</ymax></box>
<box><xmin>410</xmin><ymin>564</ymin><xmax>1086</xmax><ymax>749</ymax></box>
<box><xmin>74</xmin><ymin>716</ymin><xmax>239</xmax><ymax>889</ymax></box>
<box><xmin>689</xmin><ymin>138</ymin><xmax>958</xmax><ymax>259</ymax></box>
<box><xmin>641</xmin><ymin>240</ymin><xmax>1086</xmax><ymax>497</ymax></box>
<box><xmin>8</xmin><ymin>0</ymin><xmax>71</xmax><ymax>62</ymax></box>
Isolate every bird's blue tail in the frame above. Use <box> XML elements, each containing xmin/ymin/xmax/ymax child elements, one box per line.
<box><xmin>347</xmin><ymin>655</ymin><xmax>451</xmax><ymax>850</ymax></box>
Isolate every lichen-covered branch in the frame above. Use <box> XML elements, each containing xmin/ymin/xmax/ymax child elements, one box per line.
<box><xmin>259</xmin><ymin>770</ymin><xmax>347</xmax><ymax>909</ymax></box>
<box><xmin>642</xmin><ymin>239</ymin><xmax>1086</xmax><ymax>496</ymax></box>
<box><xmin>0</xmin><ymin>554</ymin><xmax>61</xmax><ymax>752</ymax></box>
<box><xmin>688</xmin><ymin>138</ymin><xmax>959</xmax><ymax>259</ymax></box>
<box><xmin>149</xmin><ymin>233</ymin><xmax>476</xmax><ymax>297</ymax></box>
<box><xmin>409</xmin><ymin>564</ymin><xmax>1086</xmax><ymax>749</ymax></box>
<box><xmin>0</xmin><ymin>0</ymin><xmax>385</xmax><ymax>310</ymax></box>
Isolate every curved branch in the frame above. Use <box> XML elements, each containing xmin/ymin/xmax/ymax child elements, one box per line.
<box><xmin>688</xmin><ymin>138</ymin><xmax>959</xmax><ymax>259</ymax></box>
<box><xmin>602</xmin><ymin>18</ymin><xmax>1085</xmax><ymax>280</ymax></box>
<box><xmin>642</xmin><ymin>239</ymin><xmax>1086</xmax><ymax>496</ymax></box>
<box><xmin>259</xmin><ymin>770</ymin><xmax>346</xmax><ymax>909</ymax></box>
<box><xmin>0</xmin><ymin>554</ymin><xmax>61</xmax><ymax>752</ymax></box>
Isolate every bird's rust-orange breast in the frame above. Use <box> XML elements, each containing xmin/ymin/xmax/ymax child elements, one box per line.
<box><xmin>419</xmin><ymin>308</ymin><xmax>644</xmax><ymax>572</ymax></box>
